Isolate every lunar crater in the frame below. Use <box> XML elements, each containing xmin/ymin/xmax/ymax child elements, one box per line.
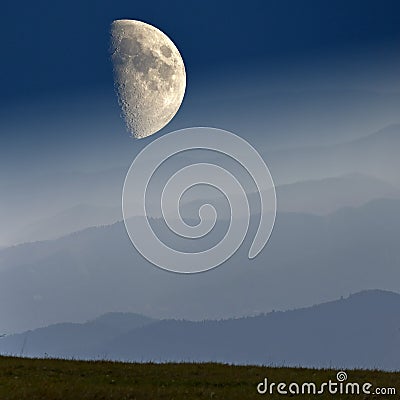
<box><xmin>111</xmin><ymin>19</ymin><xmax>186</xmax><ymax>138</ymax></box>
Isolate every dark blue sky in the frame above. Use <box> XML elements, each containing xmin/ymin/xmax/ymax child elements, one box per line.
<box><xmin>3</xmin><ymin>0</ymin><xmax>400</xmax><ymax>102</ymax></box>
<box><xmin>1</xmin><ymin>0</ymin><xmax>400</xmax><ymax>178</ymax></box>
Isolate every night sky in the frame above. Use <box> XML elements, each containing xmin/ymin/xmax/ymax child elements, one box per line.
<box><xmin>1</xmin><ymin>0</ymin><xmax>400</xmax><ymax>175</ymax></box>
<box><xmin>3</xmin><ymin>0</ymin><xmax>400</xmax><ymax>100</ymax></box>
<box><xmin>1</xmin><ymin>0</ymin><xmax>400</xmax><ymax>333</ymax></box>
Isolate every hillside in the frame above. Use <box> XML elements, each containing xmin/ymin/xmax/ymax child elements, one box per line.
<box><xmin>0</xmin><ymin>356</ymin><xmax>398</xmax><ymax>400</ymax></box>
<box><xmin>1</xmin><ymin>290</ymin><xmax>399</xmax><ymax>371</ymax></box>
<box><xmin>0</xmin><ymin>313</ymin><xmax>154</xmax><ymax>359</ymax></box>
<box><xmin>1</xmin><ymin>198</ymin><xmax>400</xmax><ymax>333</ymax></box>
<box><xmin>96</xmin><ymin>290</ymin><xmax>400</xmax><ymax>370</ymax></box>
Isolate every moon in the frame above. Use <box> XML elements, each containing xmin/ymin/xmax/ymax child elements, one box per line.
<box><xmin>110</xmin><ymin>20</ymin><xmax>186</xmax><ymax>139</ymax></box>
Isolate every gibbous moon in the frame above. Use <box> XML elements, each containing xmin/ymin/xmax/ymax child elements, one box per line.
<box><xmin>110</xmin><ymin>20</ymin><xmax>186</xmax><ymax>139</ymax></box>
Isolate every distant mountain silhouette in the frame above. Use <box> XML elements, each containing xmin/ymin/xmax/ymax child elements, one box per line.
<box><xmin>2</xmin><ymin>123</ymin><xmax>399</xmax><ymax>247</ymax></box>
<box><xmin>181</xmin><ymin>173</ymin><xmax>399</xmax><ymax>218</ymax></box>
<box><xmin>268</xmin><ymin>124</ymin><xmax>400</xmax><ymax>185</ymax></box>
<box><xmin>277</xmin><ymin>173</ymin><xmax>399</xmax><ymax>214</ymax></box>
<box><xmin>1</xmin><ymin>198</ymin><xmax>400</xmax><ymax>333</ymax></box>
<box><xmin>1</xmin><ymin>290</ymin><xmax>399</xmax><ymax>370</ymax></box>
<box><xmin>9</xmin><ymin>204</ymin><xmax>121</xmax><ymax>244</ymax></box>
<box><xmin>6</xmin><ymin>170</ymin><xmax>396</xmax><ymax>247</ymax></box>
<box><xmin>0</xmin><ymin>168</ymin><xmax>126</xmax><ymax>246</ymax></box>
<box><xmin>0</xmin><ymin>313</ymin><xmax>154</xmax><ymax>359</ymax></box>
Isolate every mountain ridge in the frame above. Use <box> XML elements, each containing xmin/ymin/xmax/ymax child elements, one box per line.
<box><xmin>1</xmin><ymin>290</ymin><xmax>399</xmax><ymax>370</ymax></box>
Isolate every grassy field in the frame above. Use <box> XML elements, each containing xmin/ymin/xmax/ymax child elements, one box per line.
<box><xmin>0</xmin><ymin>356</ymin><xmax>398</xmax><ymax>399</ymax></box>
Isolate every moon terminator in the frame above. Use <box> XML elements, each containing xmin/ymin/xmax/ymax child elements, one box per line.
<box><xmin>111</xmin><ymin>19</ymin><xmax>186</xmax><ymax>139</ymax></box>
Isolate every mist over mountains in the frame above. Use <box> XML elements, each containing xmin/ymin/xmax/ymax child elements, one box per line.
<box><xmin>1</xmin><ymin>124</ymin><xmax>399</xmax><ymax>246</ymax></box>
<box><xmin>267</xmin><ymin>124</ymin><xmax>400</xmax><ymax>185</ymax></box>
<box><xmin>0</xmin><ymin>197</ymin><xmax>399</xmax><ymax>333</ymax></box>
<box><xmin>0</xmin><ymin>121</ymin><xmax>399</xmax><ymax>365</ymax></box>
<box><xmin>1</xmin><ymin>290</ymin><xmax>399</xmax><ymax>371</ymax></box>
<box><xmin>1</xmin><ymin>1</ymin><xmax>400</xmax><ymax>376</ymax></box>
